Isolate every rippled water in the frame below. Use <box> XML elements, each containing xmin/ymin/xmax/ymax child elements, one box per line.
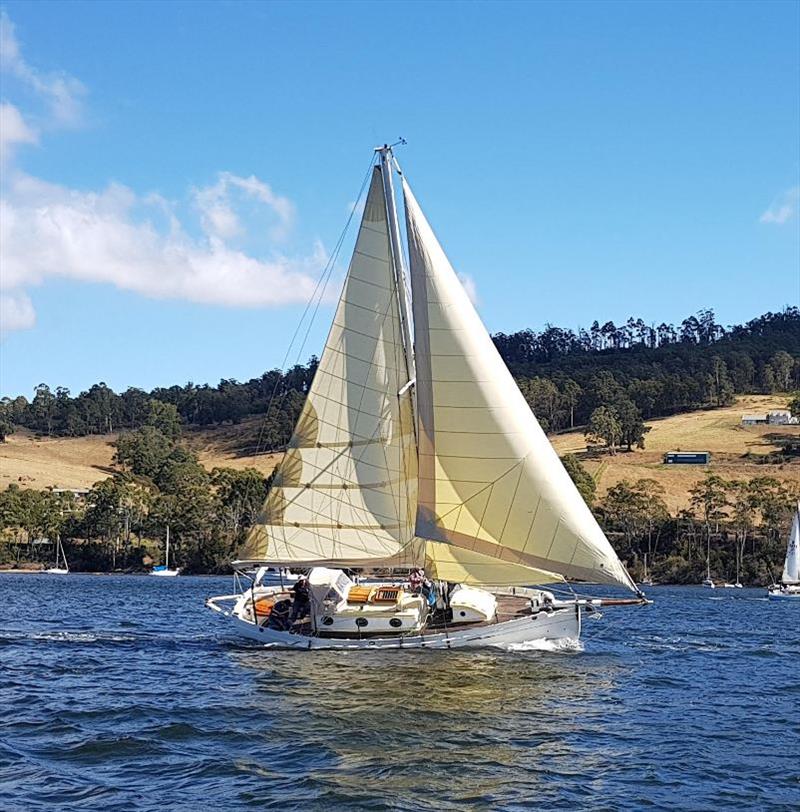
<box><xmin>1</xmin><ymin>575</ymin><xmax>797</xmax><ymax>811</ymax></box>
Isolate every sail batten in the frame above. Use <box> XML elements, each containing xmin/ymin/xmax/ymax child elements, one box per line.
<box><xmin>403</xmin><ymin>177</ymin><xmax>636</xmax><ymax>592</ymax></box>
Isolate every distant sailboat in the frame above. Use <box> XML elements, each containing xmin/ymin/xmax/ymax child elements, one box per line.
<box><xmin>768</xmin><ymin>503</ymin><xmax>800</xmax><ymax>600</ymax></box>
<box><xmin>207</xmin><ymin>145</ymin><xmax>647</xmax><ymax>650</ymax></box>
<box><xmin>44</xmin><ymin>537</ymin><xmax>69</xmax><ymax>574</ymax></box>
<box><xmin>702</xmin><ymin>537</ymin><xmax>715</xmax><ymax>588</ymax></box>
<box><xmin>640</xmin><ymin>553</ymin><xmax>654</xmax><ymax>587</ymax></box>
<box><xmin>151</xmin><ymin>526</ymin><xmax>180</xmax><ymax>577</ymax></box>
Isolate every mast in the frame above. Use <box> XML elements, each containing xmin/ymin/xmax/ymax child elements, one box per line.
<box><xmin>166</xmin><ymin>525</ymin><xmax>170</xmax><ymax>570</ymax></box>
<box><xmin>376</xmin><ymin>145</ymin><xmax>417</xmax><ymax>444</ymax></box>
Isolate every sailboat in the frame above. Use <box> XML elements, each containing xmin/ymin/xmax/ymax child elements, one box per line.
<box><xmin>206</xmin><ymin>146</ymin><xmax>647</xmax><ymax>649</ymax></box>
<box><xmin>702</xmin><ymin>537</ymin><xmax>715</xmax><ymax>588</ymax></box>
<box><xmin>44</xmin><ymin>537</ymin><xmax>69</xmax><ymax>574</ymax></box>
<box><xmin>768</xmin><ymin>503</ymin><xmax>800</xmax><ymax>600</ymax></box>
<box><xmin>640</xmin><ymin>553</ymin><xmax>654</xmax><ymax>587</ymax></box>
<box><xmin>151</xmin><ymin>525</ymin><xmax>180</xmax><ymax>577</ymax></box>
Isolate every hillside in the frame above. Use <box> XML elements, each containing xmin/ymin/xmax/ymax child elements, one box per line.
<box><xmin>1</xmin><ymin>395</ymin><xmax>796</xmax><ymax>511</ymax></box>
<box><xmin>551</xmin><ymin>394</ymin><xmax>799</xmax><ymax>511</ymax></box>
<box><xmin>0</xmin><ymin>417</ymin><xmax>281</xmax><ymax>491</ymax></box>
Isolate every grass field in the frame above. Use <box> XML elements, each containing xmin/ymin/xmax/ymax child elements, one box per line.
<box><xmin>0</xmin><ymin>416</ymin><xmax>281</xmax><ymax>491</ymax></box>
<box><xmin>1</xmin><ymin>395</ymin><xmax>797</xmax><ymax>510</ymax></box>
<box><xmin>550</xmin><ymin>395</ymin><xmax>799</xmax><ymax>511</ymax></box>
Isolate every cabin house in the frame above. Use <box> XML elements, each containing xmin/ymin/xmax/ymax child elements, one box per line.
<box><xmin>742</xmin><ymin>410</ymin><xmax>798</xmax><ymax>426</ymax></box>
<box><xmin>663</xmin><ymin>451</ymin><xmax>711</xmax><ymax>465</ymax></box>
<box><xmin>767</xmin><ymin>410</ymin><xmax>798</xmax><ymax>425</ymax></box>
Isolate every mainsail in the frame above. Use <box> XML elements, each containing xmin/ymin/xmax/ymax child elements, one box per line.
<box><xmin>240</xmin><ymin>167</ymin><xmax>419</xmax><ymax>566</ymax></box>
<box><xmin>403</xmin><ymin>178</ymin><xmax>637</xmax><ymax>592</ymax></box>
<box><xmin>781</xmin><ymin>503</ymin><xmax>800</xmax><ymax>585</ymax></box>
<box><xmin>240</xmin><ymin>152</ymin><xmax>636</xmax><ymax>592</ymax></box>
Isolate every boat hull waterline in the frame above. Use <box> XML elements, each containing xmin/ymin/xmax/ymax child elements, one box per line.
<box><xmin>207</xmin><ymin>591</ymin><xmax>582</xmax><ymax>651</ymax></box>
<box><xmin>767</xmin><ymin>588</ymin><xmax>800</xmax><ymax>601</ymax></box>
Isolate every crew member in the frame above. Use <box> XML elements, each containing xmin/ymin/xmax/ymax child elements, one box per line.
<box><xmin>289</xmin><ymin>576</ymin><xmax>311</xmax><ymax>626</ymax></box>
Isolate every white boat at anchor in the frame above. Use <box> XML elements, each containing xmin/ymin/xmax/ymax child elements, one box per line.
<box><xmin>206</xmin><ymin>145</ymin><xmax>648</xmax><ymax>650</ymax></box>
<box><xmin>151</xmin><ymin>526</ymin><xmax>180</xmax><ymax>577</ymax></box>
<box><xmin>768</xmin><ymin>502</ymin><xmax>800</xmax><ymax>601</ymax></box>
<box><xmin>43</xmin><ymin>537</ymin><xmax>69</xmax><ymax>575</ymax></box>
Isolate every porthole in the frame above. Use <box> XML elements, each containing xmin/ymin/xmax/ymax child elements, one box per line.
<box><xmin>459</xmin><ymin>610</ymin><xmax>466</xmax><ymax>617</ymax></box>
<box><xmin>322</xmin><ymin>616</ymin><xmax>334</xmax><ymax>626</ymax></box>
<box><xmin>355</xmin><ymin>617</ymin><xmax>368</xmax><ymax>628</ymax></box>
<box><xmin>389</xmin><ymin>618</ymin><xmax>402</xmax><ymax>628</ymax></box>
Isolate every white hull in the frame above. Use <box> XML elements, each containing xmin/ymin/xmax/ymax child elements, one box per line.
<box><xmin>43</xmin><ymin>568</ymin><xmax>69</xmax><ymax>575</ymax></box>
<box><xmin>151</xmin><ymin>568</ymin><xmax>180</xmax><ymax>577</ymax></box>
<box><xmin>768</xmin><ymin>587</ymin><xmax>800</xmax><ymax>601</ymax></box>
<box><xmin>207</xmin><ymin>589</ymin><xmax>581</xmax><ymax>651</ymax></box>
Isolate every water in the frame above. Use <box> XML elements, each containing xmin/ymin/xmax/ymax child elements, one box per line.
<box><xmin>1</xmin><ymin>576</ymin><xmax>797</xmax><ymax>811</ymax></box>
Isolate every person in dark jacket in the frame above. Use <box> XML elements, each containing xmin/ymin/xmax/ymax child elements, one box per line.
<box><xmin>289</xmin><ymin>577</ymin><xmax>311</xmax><ymax>627</ymax></box>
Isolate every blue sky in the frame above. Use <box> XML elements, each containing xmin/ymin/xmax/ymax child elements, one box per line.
<box><xmin>1</xmin><ymin>0</ymin><xmax>798</xmax><ymax>399</ymax></box>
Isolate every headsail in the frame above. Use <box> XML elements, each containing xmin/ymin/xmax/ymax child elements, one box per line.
<box><xmin>782</xmin><ymin>503</ymin><xmax>800</xmax><ymax>585</ymax></box>
<box><xmin>239</xmin><ymin>167</ymin><xmax>419</xmax><ymax>567</ymax></box>
<box><xmin>403</xmin><ymin>178</ymin><xmax>637</xmax><ymax>592</ymax></box>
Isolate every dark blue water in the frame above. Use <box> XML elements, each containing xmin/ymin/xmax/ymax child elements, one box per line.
<box><xmin>1</xmin><ymin>575</ymin><xmax>797</xmax><ymax>811</ymax></box>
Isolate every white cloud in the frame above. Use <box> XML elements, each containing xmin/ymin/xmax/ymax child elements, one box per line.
<box><xmin>0</xmin><ymin>11</ymin><xmax>332</xmax><ymax>336</ymax></box>
<box><xmin>759</xmin><ymin>186</ymin><xmax>799</xmax><ymax>225</ymax></box>
<box><xmin>0</xmin><ymin>290</ymin><xmax>36</xmax><ymax>334</ymax></box>
<box><xmin>0</xmin><ymin>172</ymin><xmax>328</xmax><ymax>331</ymax></box>
<box><xmin>193</xmin><ymin>172</ymin><xmax>295</xmax><ymax>241</ymax></box>
<box><xmin>458</xmin><ymin>272</ymin><xmax>479</xmax><ymax>306</ymax></box>
<box><xmin>0</xmin><ymin>10</ymin><xmax>86</xmax><ymax>127</ymax></box>
<box><xmin>0</xmin><ymin>102</ymin><xmax>38</xmax><ymax>165</ymax></box>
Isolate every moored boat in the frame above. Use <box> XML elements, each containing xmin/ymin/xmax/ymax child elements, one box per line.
<box><xmin>768</xmin><ymin>503</ymin><xmax>800</xmax><ymax>601</ymax></box>
<box><xmin>43</xmin><ymin>537</ymin><xmax>69</xmax><ymax>575</ymax></box>
<box><xmin>151</xmin><ymin>526</ymin><xmax>180</xmax><ymax>577</ymax></box>
<box><xmin>206</xmin><ymin>145</ymin><xmax>648</xmax><ymax>649</ymax></box>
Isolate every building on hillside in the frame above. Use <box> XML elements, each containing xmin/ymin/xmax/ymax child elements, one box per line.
<box><xmin>767</xmin><ymin>410</ymin><xmax>798</xmax><ymax>425</ymax></box>
<box><xmin>741</xmin><ymin>414</ymin><xmax>767</xmax><ymax>425</ymax></box>
<box><xmin>663</xmin><ymin>451</ymin><xmax>711</xmax><ymax>465</ymax></box>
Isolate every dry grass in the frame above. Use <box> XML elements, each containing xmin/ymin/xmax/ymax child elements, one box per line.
<box><xmin>2</xmin><ymin>396</ymin><xmax>797</xmax><ymax>511</ymax></box>
<box><xmin>0</xmin><ymin>416</ymin><xmax>282</xmax><ymax>490</ymax></box>
<box><xmin>551</xmin><ymin>395</ymin><xmax>800</xmax><ymax>511</ymax></box>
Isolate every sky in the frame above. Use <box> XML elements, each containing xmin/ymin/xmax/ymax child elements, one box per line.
<box><xmin>1</xmin><ymin>0</ymin><xmax>798</xmax><ymax>399</ymax></box>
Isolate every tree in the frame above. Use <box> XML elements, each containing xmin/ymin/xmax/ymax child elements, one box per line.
<box><xmin>689</xmin><ymin>474</ymin><xmax>729</xmax><ymax>538</ymax></box>
<box><xmin>559</xmin><ymin>379</ymin><xmax>582</xmax><ymax>429</ymax></box>
<box><xmin>602</xmin><ymin>479</ymin><xmax>668</xmax><ymax>553</ymax></box>
<box><xmin>114</xmin><ymin>427</ymin><xmax>178</xmax><ymax>481</ymax></box>
<box><xmin>615</xmin><ymin>398</ymin><xmax>649</xmax><ymax>451</ymax></box>
<box><xmin>145</xmin><ymin>400</ymin><xmax>182</xmax><ymax>440</ymax></box>
<box><xmin>560</xmin><ymin>454</ymin><xmax>596</xmax><ymax>505</ymax></box>
<box><xmin>708</xmin><ymin>356</ymin><xmax>734</xmax><ymax>407</ymax></box>
<box><xmin>31</xmin><ymin>384</ymin><xmax>57</xmax><ymax>435</ymax></box>
<box><xmin>586</xmin><ymin>406</ymin><xmax>622</xmax><ymax>455</ymax></box>
<box><xmin>771</xmin><ymin>351</ymin><xmax>795</xmax><ymax>391</ymax></box>
<box><xmin>789</xmin><ymin>392</ymin><xmax>800</xmax><ymax>419</ymax></box>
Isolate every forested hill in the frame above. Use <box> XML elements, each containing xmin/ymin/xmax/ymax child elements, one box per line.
<box><xmin>2</xmin><ymin>307</ymin><xmax>798</xmax><ymax>445</ymax></box>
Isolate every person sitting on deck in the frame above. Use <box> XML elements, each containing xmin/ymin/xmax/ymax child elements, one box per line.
<box><xmin>288</xmin><ymin>577</ymin><xmax>311</xmax><ymax>628</ymax></box>
<box><xmin>409</xmin><ymin>568</ymin><xmax>436</xmax><ymax>607</ymax></box>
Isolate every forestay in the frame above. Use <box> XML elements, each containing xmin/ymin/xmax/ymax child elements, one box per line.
<box><xmin>403</xmin><ymin>178</ymin><xmax>637</xmax><ymax>592</ymax></box>
<box><xmin>239</xmin><ymin>168</ymin><xmax>419</xmax><ymax>566</ymax></box>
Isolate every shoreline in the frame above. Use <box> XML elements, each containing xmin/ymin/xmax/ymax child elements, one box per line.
<box><xmin>0</xmin><ymin>569</ymin><xmax>772</xmax><ymax>587</ymax></box>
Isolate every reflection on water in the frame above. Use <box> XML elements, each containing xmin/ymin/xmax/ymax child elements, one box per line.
<box><xmin>0</xmin><ymin>575</ymin><xmax>797</xmax><ymax>811</ymax></box>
